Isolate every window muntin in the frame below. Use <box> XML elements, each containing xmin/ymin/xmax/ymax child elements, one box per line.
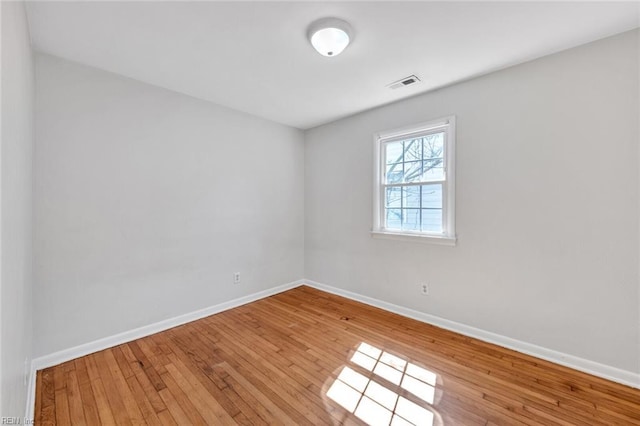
<box><xmin>374</xmin><ymin>117</ymin><xmax>455</xmax><ymax>241</ymax></box>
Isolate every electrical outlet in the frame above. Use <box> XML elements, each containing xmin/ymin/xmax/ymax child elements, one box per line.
<box><xmin>234</xmin><ymin>272</ymin><xmax>241</xmax><ymax>284</ymax></box>
<box><xmin>421</xmin><ymin>283</ymin><xmax>429</xmax><ymax>295</ymax></box>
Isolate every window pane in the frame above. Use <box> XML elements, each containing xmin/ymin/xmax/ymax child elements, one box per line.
<box><xmin>385</xmin><ymin>163</ymin><xmax>403</xmax><ymax>184</ymax></box>
<box><xmin>402</xmin><ymin>209</ymin><xmax>420</xmax><ymax>231</ymax></box>
<box><xmin>402</xmin><ymin>186</ymin><xmax>420</xmax><ymax>208</ymax></box>
<box><xmin>385</xmin><ymin>134</ymin><xmax>446</xmax><ymax>184</ymax></box>
<box><xmin>385</xmin><ymin>185</ymin><xmax>443</xmax><ymax>232</ymax></box>
<box><xmin>421</xmin><ymin>184</ymin><xmax>442</xmax><ymax>208</ymax></box>
<box><xmin>404</xmin><ymin>139</ymin><xmax>422</xmax><ymax>162</ymax></box>
<box><xmin>404</xmin><ymin>161</ymin><xmax>422</xmax><ymax>183</ymax></box>
<box><xmin>386</xmin><ymin>209</ymin><xmax>402</xmax><ymax>230</ymax></box>
<box><xmin>386</xmin><ymin>187</ymin><xmax>401</xmax><ymax>208</ymax></box>
<box><xmin>385</xmin><ymin>141</ymin><xmax>403</xmax><ymax>165</ymax></box>
<box><xmin>422</xmin><ymin>158</ymin><xmax>444</xmax><ymax>181</ymax></box>
<box><xmin>422</xmin><ymin>132</ymin><xmax>444</xmax><ymax>160</ymax></box>
<box><xmin>421</xmin><ymin>209</ymin><xmax>443</xmax><ymax>233</ymax></box>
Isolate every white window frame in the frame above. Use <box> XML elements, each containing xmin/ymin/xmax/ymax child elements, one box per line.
<box><xmin>371</xmin><ymin>116</ymin><xmax>456</xmax><ymax>246</ymax></box>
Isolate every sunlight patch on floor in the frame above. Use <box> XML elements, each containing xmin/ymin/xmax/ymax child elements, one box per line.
<box><xmin>326</xmin><ymin>342</ymin><xmax>439</xmax><ymax>426</ymax></box>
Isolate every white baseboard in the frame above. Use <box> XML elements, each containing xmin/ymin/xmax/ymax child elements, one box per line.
<box><xmin>25</xmin><ymin>276</ymin><xmax>639</xmax><ymax>420</ymax></box>
<box><xmin>24</xmin><ymin>363</ymin><xmax>36</xmax><ymax>422</ymax></box>
<box><xmin>302</xmin><ymin>279</ymin><xmax>640</xmax><ymax>390</ymax></box>
<box><xmin>31</xmin><ymin>279</ymin><xmax>305</xmax><ymax>372</ymax></box>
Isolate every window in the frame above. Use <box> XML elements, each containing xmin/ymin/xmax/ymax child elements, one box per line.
<box><xmin>372</xmin><ymin>116</ymin><xmax>456</xmax><ymax>245</ymax></box>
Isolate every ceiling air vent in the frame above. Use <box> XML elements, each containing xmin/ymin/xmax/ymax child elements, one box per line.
<box><xmin>387</xmin><ymin>75</ymin><xmax>421</xmax><ymax>90</ymax></box>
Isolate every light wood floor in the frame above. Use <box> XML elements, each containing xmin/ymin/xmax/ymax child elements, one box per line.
<box><xmin>35</xmin><ymin>286</ymin><xmax>640</xmax><ymax>425</ymax></box>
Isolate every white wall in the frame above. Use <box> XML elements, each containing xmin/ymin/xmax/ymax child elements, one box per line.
<box><xmin>305</xmin><ymin>30</ymin><xmax>640</xmax><ymax>374</ymax></box>
<box><xmin>1</xmin><ymin>0</ymin><xmax>35</xmax><ymax>417</ymax></box>
<box><xmin>34</xmin><ymin>54</ymin><xmax>304</xmax><ymax>357</ymax></box>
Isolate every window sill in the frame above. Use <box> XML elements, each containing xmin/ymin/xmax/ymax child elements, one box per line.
<box><xmin>370</xmin><ymin>230</ymin><xmax>457</xmax><ymax>246</ymax></box>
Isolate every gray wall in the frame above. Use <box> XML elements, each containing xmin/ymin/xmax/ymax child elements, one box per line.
<box><xmin>305</xmin><ymin>30</ymin><xmax>640</xmax><ymax>373</ymax></box>
<box><xmin>34</xmin><ymin>54</ymin><xmax>304</xmax><ymax>357</ymax></box>
<box><xmin>1</xmin><ymin>0</ymin><xmax>35</xmax><ymax>417</ymax></box>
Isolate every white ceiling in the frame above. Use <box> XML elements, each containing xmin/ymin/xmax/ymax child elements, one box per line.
<box><xmin>26</xmin><ymin>1</ymin><xmax>639</xmax><ymax>129</ymax></box>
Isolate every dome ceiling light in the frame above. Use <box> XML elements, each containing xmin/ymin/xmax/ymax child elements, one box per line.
<box><xmin>307</xmin><ymin>17</ymin><xmax>353</xmax><ymax>57</ymax></box>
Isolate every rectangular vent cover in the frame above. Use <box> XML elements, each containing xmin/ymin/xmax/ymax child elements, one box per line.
<box><xmin>387</xmin><ymin>75</ymin><xmax>421</xmax><ymax>90</ymax></box>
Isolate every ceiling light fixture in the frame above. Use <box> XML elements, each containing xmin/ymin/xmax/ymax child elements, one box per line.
<box><xmin>307</xmin><ymin>17</ymin><xmax>353</xmax><ymax>57</ymax></box>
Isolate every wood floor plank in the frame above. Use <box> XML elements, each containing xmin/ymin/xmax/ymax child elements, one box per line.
<box><xmin>88</xmin><ymin>378</ymin><xmax>117</xmax><ymax>426</ymax></box>
<box><xmin>218</xmin><ymin>360</ymin><xmax>299</xmax><ymax>424</ymax></box>
<box><xmin>131</xmin><ymin>365</ymin><xmax>168</xmax><ymax>414</ymax></box>
<box><xmin>34</xmin><ymin>286</ymin><xmax>640</xmax><ymax>425</ymax></box>
<box><xmin>91</xmin><ymin>352</ymin><xmax>134</xmax><ymax>426</ymax></box>
<box><xmin>157</xmin><ymin>372</ymin><xmax>208</xmax><ymax>426</ymax></box>
<box><xmin>156</xmin><ymin>409</ymin><xmax>178</xmax><ymax>426</ymax></box>
<box><xmin>65</xmin><ymin>370</ymin><xmax>87</xmax><ymax>426</ymax></box>
<box><xmin>102</xmin><ymin>349</ymin><xmax>147</xmax><ymax>425</ymax></box>
<box><xmin>166</xmin><ymin>351</ymin><xmax>239</xmax><ymax>422</ymax></box>
<box><xmin>162</xmin><ymin>331</ymin><xmax>264</xmax><ymax>423</ymax></box>
<box><xmin>124</xmin><ymin>374</ymin><xmax>164</xmax><ymax>425</ymax></box>
<box><xmin>202</xmin><ymin>318</ymin><xmax>335</xmax><ymax>424</ymax></box>
<box><xmin>75</xmin><ymin>369</ymin><xmax>101</xmax><ymax>426</ymax></box>
<box><xmin>164</xmin><ymin>361</ymin><xmax>234</xmax><ymax>425</ymax></box>
<box><xmin>190</xmin><ymin>324</ymin><xmax>317</xmax><ymax>426</ymax></box>
<box><xmin>39</xmin><ymin>368</ymin><xmax>56</xmax><ymax>426</ymax></box>
<box><xmin>53</xmin><ymin>389</ymin><xmax>71</xmax><ymax>426</ymax></box>
<box><xmin>34</xmin><ymin>369</ymin><xmax>43</xmax><ymax>426</ymax></box>
<box><xmin>112</xmin><ymin>346</ymin><xmax>135</xmax><ymax>379</ymax></box>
